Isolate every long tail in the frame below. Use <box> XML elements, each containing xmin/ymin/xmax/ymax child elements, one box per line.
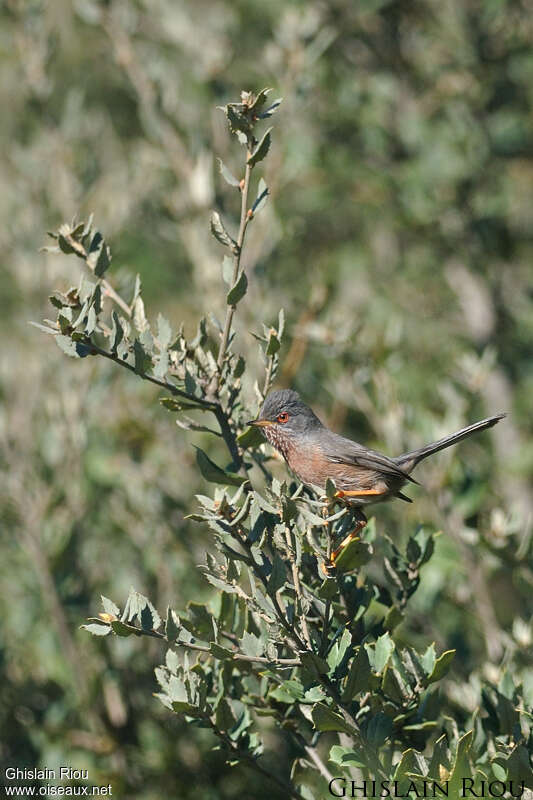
<box><xmin>395</xmin><ymin>413</ymin><xmax>505</xmax><ymax>473</ymax></box>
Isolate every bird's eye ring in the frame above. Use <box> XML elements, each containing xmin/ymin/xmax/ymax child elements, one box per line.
<box><xmin>277</xmin><ymin>411</ymin><xmax>289</xmax><ymax>424</ymax></box>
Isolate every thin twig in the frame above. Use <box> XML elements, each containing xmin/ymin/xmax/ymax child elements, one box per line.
<box><xmin>63</xmin><ymin>232</ymin><xmax>132</xmax><ymax>319</ymax></box>
<box><xmin>262</xmin><ymin>353</ymin><xmax>275</xmax><ymax>397</ymax></box>
<box><xmin>303</xmin><ymin>743</ymin><xmax>334</xmax><ymax>783</ymax></box>
<box><xmin>209</xmin><ymin>720</ymin><xmax>304</xmax><ymax>800</ymax></box>
<box><xmin>285</xmin><ymin>527</ymin><xmax>312</xmax><ymax>649</ymax></box>
<box><xmin>320</xmin><ymin>503</ymin><xmax>334</xmax><ymax>656</ymax></box>
<box><xmin>111</xmin><ymin>620</ymin><xmax>301</xmax><ymax>667</ymax></box>
<box><xmin>216</xmin><ymin>156</ymin><xmax>253</xmax><ymax>376</ymax></box>
<box><xmin>86</xmin><ymin>341</ymin><xmax>217</xmax><ymax>409</ymax></box>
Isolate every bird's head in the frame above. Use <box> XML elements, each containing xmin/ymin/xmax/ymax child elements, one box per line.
<box><xmin>247</xmin><ymin>389</ymin><xmax>322</xmax><ymax>449</ymax></box>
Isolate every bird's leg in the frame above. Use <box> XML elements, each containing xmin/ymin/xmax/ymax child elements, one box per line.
<box><xmin>330</xmin><ymin>514</ymin><xmax>367</xmax><ymax>563</ymax></box>
<box><xmin>321</xmin><ymin>509</ymin><xmax>368</xmax><ymax>578</ymax></box>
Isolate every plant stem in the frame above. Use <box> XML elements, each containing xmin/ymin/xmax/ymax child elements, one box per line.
<box><xmin>262</xmin><ymin>353</ymin><xmax>275</xmax><ymax>397</ymax></box>
<box><xmin>209</xmin><ymin>720</ymin><xmax>304</xmax><ymax>800</ymax></box>
<box><xmin>112</xmin><ymin>620</ymin><xmax>301</xmax><ymax>666</ymax></box>
<box><xmin>86</xmin><ymin>341</ymin><xmax>217</xmax><ymax>409</ymax></box>
<box><xmin>321</xmin><ymin>504</ymin><xmax>334</xmax><ymax>656</ymax></box>
<box><xmin>216</xmin><ymin>156</ymin><xmax>252</xmax><ymax>376</ymax></box>
<box><xmin>63</xmin><ymin>232</ymin><xmax>132</xmax><ymax>318</ymax></box>
<box><xmin>285</xmin><ymin>528</ymin><xmax>312</xmax><ymax>649</ymax></box>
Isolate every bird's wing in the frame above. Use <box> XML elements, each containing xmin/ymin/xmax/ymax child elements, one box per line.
<box><xmin>324</xmin><ymin>434</ymin><xmax>419</xmax><ymax>485</ymax></box>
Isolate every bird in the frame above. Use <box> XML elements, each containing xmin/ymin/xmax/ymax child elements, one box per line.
<box><xmin>248</xmin><ymin>389</ymin><xmax>505</xmax><ymax>572</ymax></box>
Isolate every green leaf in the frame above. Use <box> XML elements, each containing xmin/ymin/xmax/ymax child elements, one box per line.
<box><xmin>221</xmin><ymin>103</ymin><xmax>252</xmax><ymax>137</ymax></box>
<box><xmin>216</xmin><ymin>698</ymin><xmax>236</xmax><ymax>731</ymax></box>
<box><xmin>382</xmin><ymin>664</ymin><xmax>411</xmax><ymax>704</ymax></box>
<box><xmin>165</xmin><ymin>607</ymin><xmax>181</xmax><ymax>643</ymax></box>
<box><xmin>241</xmin><ymin>631</ymin><xmax>264</xmax><ymax>658</ymax></box>
<box><xmin>265</xmin><ymin>329</ymin><xmax>280</xmax><ymax>356</ymax></box>
<box><xmin>393</xmin><ymin>749</ymin><xmax>428</xmax><ymax>794</ymax></box>
<box><xmin>237</xmin><ymin>425</ymin><xmax>264</xmax><ymax>449</ymax></box>
<box><xmin>248</xmin><ymin>127</ymin><xmax>272</xmax><ymax>167</ymax></box>
<box><xmin>504</xmin><ymin>744</ymin><xmax>533</xmax><ymax>789</ymax></box>
<box><xmin>195</xmin><ymin>447</ymin><xmax>246</xmax><ymax>487</ymax></box>
<box><xmin>448</xmin><ymin>731</ymin><xmax>474</xmax><ymax>797</ymax></box>
<box><xmin>210</xmin><ymin>211</ymin><xmax>237</xmax><ymax>251</ymax></box>
<box><xmin>233</xmin><ymin>355</ymin><xmax>245</xmax><ymax>378</ymax></box>
<box><xmin>217</xmin><ymin>158</ymin><xmax>240</xmax><ymax>187</ymax></box>
<box><xmin>327</xmin><ymin>628</ymin><xmax>352</xmax><ymax>673</ymax></box>
<box><xmin>367</xmin><ymin>632</ymin><xmax>394</xmax><ymax>674</ymax></box>
<box><xmin>248</xmin><ymin>88</ymin><xmax>272</xmax><ymax>115</ymax></box>
<box><xmin>300</xmin><ymin>652</ymin><xmax>329</xmax><ymax>677</ymax></box>
<box><xmin>492</xmin><ymin>762</ymin><xmax>507</xmax><ymax>781</ymax></box>
<box><xmin>362</xmin><ymin>712</ymin><xmax>393</xmax><ymax>748</ymax></box>
<box><xmin>420</xmin><ymin>642</ymin><xmax>437</xmax><ymax>675</ymax></box>
<box><xmin>110</xmin><ymin>311</ymin><xmax>124</xmax><ymax>353</ymax></box>
<box><xmin>110</xmin><ymin>620</ymin><xmax>135</xmax><ymax>637</ymax></box>
<box><xmin>384</xmin><ymin>606</ymin><xmax>404</xmax><ymax>632</ymax></box>
<box><xmin>58</xmin><ymin>233</ymin><xmax>74</xmax><ymax>254</ymax></box>
<box><xmin>140</xmin><ymin>601</ymin><xmax>161</xmax><ymax>631</ymax></box>
<box><xmin>87</xmin><ymin>231</ymin><xmax>111</xmax><ymax>276</ymax></box>
<box><xmin>342</xmin><ymin>646</ymin><xmax>371</xmax><ymax>702</ymax></box>
<box><xmin>269</xmin><ymin>681</ymin><xmax>304</xmax><ymax>704</ymax></box>
<box><xmin>226</xmin><ymin>271</ymin><xmax>248</xmax><ymax>306</ymax></box>
<box><xmin>427</xmin><ymin>649</ymin><xmax>455</xmax><ymax>684</ymax></box>
<box><xmin>426</xmin><ymin>734</ymin><xmax>450</xmax><ymax>781</ymax></box>
<box><xmin>267</xmin><ymin>552</ymin><xmax>286</xmax><ymax>594</ymax></box>
<box><xmin>210</xmin><ymin>642</ymin><xmax>234</xmax><ymax>660</ymax></box>
<box><xmin>319</xmin><ymin>578</ymin><xmax>338</xmax><ymax>601</ymax></box>
<box><xmin>133</xmin><ymin>338</ymin><xmax>152</xmax><ymax>374</ymax></box>
<box><xmin>311</xmin><ymin>703</ymin><xmax>356</xmax><ymax>735</ymax></box>
<box><xmin>334</xmin><ymin>537</ymin><xmax>373</xmax><ymax>572</ymax></box>
<box><xmin>329</xmin><ymin>745</ymin><xmax>366</xmax><ymax>769</ymax></box>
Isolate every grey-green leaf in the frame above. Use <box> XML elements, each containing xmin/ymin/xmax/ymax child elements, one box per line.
<box><xmin>218</xmin><ymin>158</ymin><xmax>240</xmax><ymax>187</ymax></box>
<box><xmin>195</xmin><ymin>447</ymin><xmax>246</xmax><ymax>487</ymax></box>
<box><xmin>247</xmin><ymin>127</ymin><xmax>272</xmax><ymax>167</ymax></box>
<box><xmin>311</xmin><ymin>703</ymin><xmax>356</xmax><ymax>735</ymax></box>
<box><xmin>87</xmin><ymin>231</ymin><xmax>111</xmax><ymax>276</ymax></box>
<box><xmin>226</xmin><ymin>271</ymin><xmax>248</xmax><ymax>306</ymax></box>
<box><xmin>427</xmin><ymin>649</ymin><xmax>455</xmax><ymax>684</ymax></box>
<box><xmin>82</xmin><ymin>623</ymin><xmax>111</xmax><ymax>636</ymax></box>
<box><xmin>252</xmin><ymin>178</ymin><xmax>269</xmax><ymax>215</ymax></box>
<box><xmin>267</xmin><ymin>553</ymin><xmax>286</xmax><ymax>594</ymax></box>
<box><xmin>222</xmin><ymin>255</ymin><xmax>234</xmax><ymax>286</ymax></box>
<box><xmin>210</xmin><ymin>211</ymin><xmax>237</xmax><ymax>250</ymax></box>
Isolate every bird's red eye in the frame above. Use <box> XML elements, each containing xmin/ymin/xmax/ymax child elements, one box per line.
<box><xmin>277</xmin><ymin>412</ymin><xmax>289</xmax><ymax>424</ymax></box>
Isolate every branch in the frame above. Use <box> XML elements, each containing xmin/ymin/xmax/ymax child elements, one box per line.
<box><xmin>285</xmin><ymin>527</ymin><xmax>313</xmax><ymax>649</ymax></box>
<box><xmin>106</xmin><ymin>619</ymin><xmax>301</xmax><ymax>667</ymax></box>
<box><xmin>208</xmin><ymin>719</ymin><xmax>304</xmax><ymax>800</ymax></box>
<box><xmin>86</xmin><ymin>341</ymin><xmax>217</xmax><ymax>410</ymax></box>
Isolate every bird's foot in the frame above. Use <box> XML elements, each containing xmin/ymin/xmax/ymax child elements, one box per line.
<box><xmin>320</xmin><ymin>517</ymin><xmax>367</xmax><ymax>578</ymax></box>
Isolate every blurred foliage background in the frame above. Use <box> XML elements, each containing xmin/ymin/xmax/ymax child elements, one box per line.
<box><xmin>1</xmin><ymin>0</ymin><xmax>532</xmax><ymax>797</ymax></box>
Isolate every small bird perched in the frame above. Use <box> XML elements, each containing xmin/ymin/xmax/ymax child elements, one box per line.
<box><xmin>248</xmin><ymin>389</ymin><xmax>505</xmax><ymax>572</ymax></box>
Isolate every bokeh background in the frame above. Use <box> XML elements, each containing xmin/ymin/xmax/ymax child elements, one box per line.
<box><xmin>1</xmin><ymin>0</ymin><xmax>532</xmax><ymax>797</ymax></box>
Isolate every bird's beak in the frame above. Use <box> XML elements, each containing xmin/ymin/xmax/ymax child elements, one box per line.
<box><xmin>247</xmin><ymin>418</ymin><xmax>273</xmax><ymax>427</ymax></box>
